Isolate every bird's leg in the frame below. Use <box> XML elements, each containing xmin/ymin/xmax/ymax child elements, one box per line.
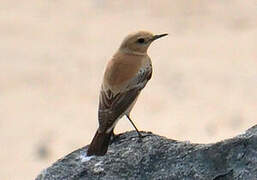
<box><xmin>110</xmin><ymin>128</ymin><xmax>120</xmax><ymax>144</ymax></box>
<box><xmin>126</xmin><ymin>115</ymin><xmax>143</xmax><ymax>139</ymax></box>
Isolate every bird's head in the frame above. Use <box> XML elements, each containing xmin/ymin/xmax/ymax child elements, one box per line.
<box><xmin>119</xmin><ymin>31</ymin><xmax>168</xmax><ymax>55</ymax></box>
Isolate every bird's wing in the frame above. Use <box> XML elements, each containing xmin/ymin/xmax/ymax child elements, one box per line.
<box><xmin>98</xmin><ymin>65</ymin><xmax>152</xmax><ymax>133</ymax></box>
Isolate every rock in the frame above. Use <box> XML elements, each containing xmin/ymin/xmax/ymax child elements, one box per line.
<box><xmin>36</xmin><ymin>125</ymin><xmax>257</xmax><ymax>180</ymax></box>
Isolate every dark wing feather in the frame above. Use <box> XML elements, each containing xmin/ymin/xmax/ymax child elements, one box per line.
<box><xmin>98</xmin><ymin>65</ymin><xmax>152</xmax><ymax>133</ymax></box>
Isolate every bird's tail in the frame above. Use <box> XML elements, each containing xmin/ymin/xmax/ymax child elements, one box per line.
<box><xmin>87</xmin><ymin>130</ymin><xmax>112</xmax><ymax>156</ymax></box>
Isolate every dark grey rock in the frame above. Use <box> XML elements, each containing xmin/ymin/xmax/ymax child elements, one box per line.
<box><xmin>36</xmin><ymin>125</ymin><xmax>257</xmax><ymax>180</ymax></box>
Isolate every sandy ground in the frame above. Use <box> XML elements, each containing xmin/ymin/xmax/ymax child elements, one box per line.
<box><xmin>0</xmin><ymin>0</ymin><xmax>256</xmax><ymax>179</ymax></box>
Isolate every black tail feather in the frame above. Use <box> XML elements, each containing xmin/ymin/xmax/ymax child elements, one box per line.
<box><xmin>87</xmin><ymin>130</ymin><xmax>112</xmax><ymax>156</ymax></box>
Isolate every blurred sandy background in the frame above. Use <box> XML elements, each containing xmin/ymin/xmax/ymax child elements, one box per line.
<box><xmin>0</xmin><ymin>0</ymin><xmax>256</xmax><ymax>179</ymax></box>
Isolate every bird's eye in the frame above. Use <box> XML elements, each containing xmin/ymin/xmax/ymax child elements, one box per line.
<box><xmin>137</xmin><ymin>38</ymin><xmax>145</xmax><ymax>44</ymax></box>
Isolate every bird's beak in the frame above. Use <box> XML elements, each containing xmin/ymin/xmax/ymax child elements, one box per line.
<box><xmin>152</xmin><ymin>33</ymin><xmax>168</xmax><ymax>41</ymax></box>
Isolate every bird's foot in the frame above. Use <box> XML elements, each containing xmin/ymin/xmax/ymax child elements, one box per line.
<box><xmin>136</xmin><ymin>133</ymin><xmax>152</xmax><ymax>142</ymax></box>
<box><xmin>110</xmin><ymin>133</ymin><xmax>121</xmax><ymax>144</ymax></box>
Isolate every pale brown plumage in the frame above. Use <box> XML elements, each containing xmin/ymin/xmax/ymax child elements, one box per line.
<box><xmin>87</xmin><ymin>31</ymin><xmax>167</xmax><ymax>156</ymax></box>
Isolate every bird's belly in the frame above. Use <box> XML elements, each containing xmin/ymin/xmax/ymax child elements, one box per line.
<box><xmin>125</xmin><ymin>96</ymin><xmax>139</xmax><ymax>115</ymax></box>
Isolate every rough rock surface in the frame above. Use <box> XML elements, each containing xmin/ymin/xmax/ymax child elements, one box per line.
<box><xmin>36</xmin><ymin>125</ymin><xmax>257</xmax><ymax>180</ymax></box>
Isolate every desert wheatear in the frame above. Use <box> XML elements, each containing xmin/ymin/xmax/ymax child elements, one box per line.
<box><xmin>87</xmin><ymin>31</ymin><xmax>167</xmax><ymax>156</ymax></box>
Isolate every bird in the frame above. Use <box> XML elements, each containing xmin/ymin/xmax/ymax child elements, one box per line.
<box><xmin>87</xmin><ymin>31</ymin><xmax>167</xmax><ymax>156</ymax></box>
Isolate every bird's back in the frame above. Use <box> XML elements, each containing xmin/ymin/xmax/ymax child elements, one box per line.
<box><xmin>103</xmin><ymin>51</ymin><xmax>151</xmax><ymax>94</ymax></box>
